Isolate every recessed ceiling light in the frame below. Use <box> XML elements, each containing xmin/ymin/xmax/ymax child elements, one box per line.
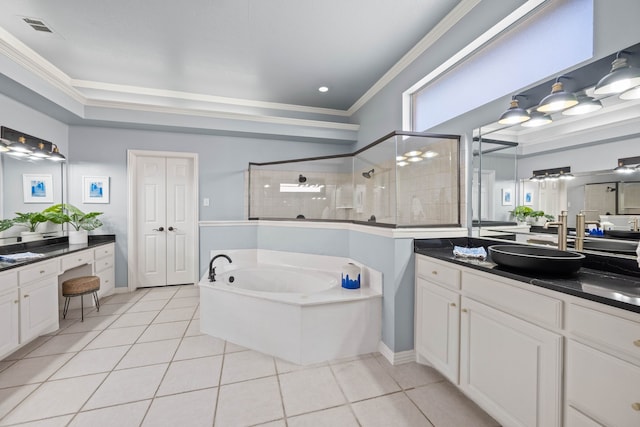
<box><xmin>318</xmin><ymin>86</ymin><xmax>329</xmax><ymax>93</ymax></box>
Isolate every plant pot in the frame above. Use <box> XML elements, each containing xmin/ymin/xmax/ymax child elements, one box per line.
<box><xmin>68</xmin><ymin>230</ymin><xmax>88</xmax><ymax>245</ymax></box>
<box><xmin>20</xmin><ymin>231</ymin><xmax>42</xmax><ymax>242</ymax></box>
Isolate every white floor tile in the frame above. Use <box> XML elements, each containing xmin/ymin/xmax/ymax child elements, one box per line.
<box><xmin>174</xmin><ymin>286</ymin><xmax>199</xmax><ymax>298</ymax></box>
<box><xmin>102</xmin><ymin>292</ymin><xmax>145</xmax><ymax>305</ymax></box>
<box><xmin>0</xmin><ymin>360</ymin><xmax>15</xmax><ymax>373</ymax></box>
<box><xmin>224</xmin><ymin>340</ymin><xmax>247</xmax><ymax>354</ymax></box>
<box><xmin>173</xmin><ymin>335</ymin><xmax>225</xmax><ymax>360</ymax></box>
<box><xmin>11</xmin><ymin>414</ymin><xmax>74</xmax><ymax>427</ymax></box>
<box><xmin>128</xmin><ymin>299</ymin><xmax>168</xmax><ymax>313</ymax></box>
<box><xmin>84</xmin><ymin>326</ymin><xmax>146</xmax><ymax>350</ymax></box>
<box><xmin>142</xmin><ymin>388</ymin><xmax>217</xmax><ymax>427</ymax></box>
<box><xmin>116</xmin><ymin>339</ymin><xmax>180</xmax><ymax>370</ymax></box>
<box><xmin>0</xmin><ymin>373</ymin><xmax>106</xmax><ymax>425</ymax></box>
<box><xmin>0</xmin><ymin>353</ymin><xmax>75</xmax><ymax>388</ymax></box>
<box><xmin>164</xmin><ymin>296</ymin><xmax>199</xmax><ymax>309</ymax></box>
<box><xmin>157</xmin><ymin>355</ymin><xmax>222</xmax><ymax>396</ymax></box>
<box><xmin>139</xmin><ymin>289</ymin><xmax>177</xmax><ymax>302</ymax></box>
<box><xmin>331</xmin><ymin>357</ymin><xmax>401</xmax><ymax>402</ymax></box>
<box><xmin>69</xmin><ymin>400</ymin><xmax>151</xmax><ymax>427</ymax></box>
<box><xmin>85</xmin><ymin>302</ymin><xmax>134</xmax><ymax>317</ymax></box>
<box><xmin>374</xmin><ymin>355</ymin><xmax>446</xmax><ymax>390</ymax></box>
<box><xmin>26</xmin><ymin>331</ymin><xmax>101</xmax><ymax>358</ymax></box>
<box><xmin>0</xmin><ymin>383</ymin><xmax>40</xmax><ymax>419</ymax></box>
<box><xmin>137</xmin><ymin>321</ymin><xmax>189</xmax><ymax>343</ymax></box>
<box><xmin>3</xmin><ymin>335</ymin><xmax>52</xmax><ymax>360</ymax></box>
<box><xmin>109</xmin><ymin>311</ymin><xmax>159</xmax><ymax>328</ymax></box>
<box><xmin>407</xmin><ymin>381</ymin><xmax>500</xmax><ymax>427</ymax></box>
<box><xmin>215</xmin><ymin>376</ymin><xmax>283</xmax><ymax>427</ymax></box>
<box><xmin>59</xmin><ymin>315</ymin><xmax>119</xmax><ymax>334</ymax></box>
<box><xmin>274</xmin><ymin>358</ymin><xmax>325</xmax><ymax>375</ymax></box>
<box><xmin>153</xmin><ymin>306</ymin><xmax>196</xmax><ymax>324</ymax></box>
<box><xmin>184</xmin><ymin>318</ymin><xmax>202</xmax><ymax>337</ymax></box>
<box><xmin>255</xmin><ymin>420</ymin><xmax>286</xmax><ymax>427</ymax></box>
<box><xmin>50</xmin><ymin>345</ymin><xmax>130</xmax><ymax>380</ymax></box>
<box><xmin>220</xmin><ymin>350</ymin><xmax>276</xmax><ymax>385</ymax></box>
<box><xmin>288</xmin><ymin>405</ymin><xmax>359</xmax><ymax>427</ymax></box>
<box><xmin>279</xmin><ymin>366</ymin><xmax>346</xmax><ymax>417</ymax></box>
<box><xmin>83</xmin><ymin>364</ymin><xmax>168</xmax><ymax>410</ymax></box>
<box><xmin>351</xmin><ymin>392</ymin><xmax>433</xmax><ymax>427</ymax></box>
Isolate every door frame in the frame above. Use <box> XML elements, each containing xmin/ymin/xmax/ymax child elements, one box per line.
<box><xmin>127</xmin><ymin>150</ymin><xmax>199</xmax><ymax>292</ymax></box>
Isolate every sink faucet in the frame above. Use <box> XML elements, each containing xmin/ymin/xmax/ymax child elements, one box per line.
<box><xmin>630</xmin><ymin>217</ymin><xmax>639</xmax><ymax>232</ymax></box>
<box><xmin>208</xmin><ymin>254</ymin><xmax>232</xmax><ymax>282</ymax></box>
<box><xmin>544</xmin><ymin>211</ymin><xmax>568</xmax><ymax>251</ymax></box>
<box><xmin>575</xmin><ymin>210</ymin><xmax>601</xmax><ymax>251</ymax></box>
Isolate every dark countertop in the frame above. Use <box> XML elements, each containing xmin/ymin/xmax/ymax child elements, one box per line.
<box><xmin>0</xmin><ymin>235</ymin><xmax>116</xmax><ymax>272</ymax></box>
<box><xmin>415</xmin><ymin>237</ymin><xmax>640</xmax><ymax>314</ymax></box>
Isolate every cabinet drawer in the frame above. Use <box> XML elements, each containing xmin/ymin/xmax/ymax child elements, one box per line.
<box><xmin>61</xmin><ymin>250</ymin><xmax>93</xmax><ymax>272</ymax></box>
<box><xmin>94</xmin><ymin>244</ymin><xmax>114</xmax><ymax>260</ymax></box>
<box><xmin>18</xmin><ymin>260</ymin><xmax>58</xmax><ymax>284</ymax></box>
<box><xmin>94</xmin><ymin>257</ymin><xmax>113</xmax><ymax>274</ymax></box>
<box><xmin>568</xmin><ymin>303</ymin><xmax>640</xmax><ymax>363</ymax></box>
<box><xmin>416</xmin><ymin>256</ymin><xmax>460</xmax><ymax>290</ymax></box>
<box><xmin>566</xmin><ymin>406</ymin><xmax>606</xmax><ymax>427</ymax></box>
<box><xmin>0</xmin><ymin>270</ymin><xmax>18</xmax><ymax>293</ymax></box>
<box><xmin>462</xmin><ymin>271</ymin><xmax>563</xmax><ymax>329</ymax></box>
<box><xmin>97</xmin><ymin>267</ymin><xmax>115</xmax><ymax>298</ymax></box>
<box><xmin>567</xmin><ymin>340</ymin><xmax>640</xmax><ymax>427</ymax></box>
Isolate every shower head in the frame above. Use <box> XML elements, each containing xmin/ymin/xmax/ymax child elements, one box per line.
<box><xmin>298</xmin><ymin>174</ymin><xmax>307</xmax><ymax>183</ymax></box>
<box><xmin>362</xmin><ymin>169</ymin><xmax>374</xmax><ymax>179</ymax></box>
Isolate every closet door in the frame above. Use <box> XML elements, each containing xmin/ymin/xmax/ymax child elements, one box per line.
<box><xmin>166</xmin><ymin>157</ymin><xmax>195</xmax><ymax>285</ymax></box>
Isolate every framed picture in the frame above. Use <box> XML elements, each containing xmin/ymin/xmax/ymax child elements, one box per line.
<box><xmin>82</xmin><ymin>176</ymin><xmax>110</xmax><ymax>204</ymax></box>
<box><xmin>23</xmin><ymin>174</ymin><xmax>54</xmax><ymax>203</ymax></box>
<box><xmin>524</xmin><ymin>191</ymin><xmax>533</xmax><ymax>206</ymax></box>
<box><xmin>501</xmin><ymin>188</ymin><xmax>513</xmax><ymax>206</ymax></box>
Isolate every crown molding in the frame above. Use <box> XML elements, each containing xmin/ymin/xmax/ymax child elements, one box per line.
<box><xmin>347</xmin><ymin>0</ymin><xmax>482</xmax><ymax>115</ymax></box>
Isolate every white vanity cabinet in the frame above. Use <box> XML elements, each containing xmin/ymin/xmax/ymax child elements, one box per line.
<box><xmin>566</xmin><ymin>303</ymin><xmax>640</xmax><ymax>427</ymax></box>
<box><xmin>18</xmin><ymin>260</ymin><xmax>59</xmax><ymax>343</ymax></box>
<box><xmin>94</xmin><ymin>244</ymin><xmax>115</xmax><ymax>298</ymax></box>
<box><xmin>0</xmin><ymin>271</ymin><xmax>19</xmax><ymax>356</ymax></box>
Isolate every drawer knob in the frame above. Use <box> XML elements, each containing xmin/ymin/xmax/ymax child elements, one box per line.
<box><xmin>13</xmin><ymin>300</ymin><xmax>18</xmax><ymax>304</ymax></box>
<box><xmin>462</xmin><ymin>308</ymin><xmax>468</xmax><ymax>313</ymax></box>
<box><xmin>23</xmin><ymin>294</ymin><xmax>29</xmax><ymax>298</ymax></box>
<box><xmin>450</xmin><ymin>303</ymin><xmax>456</xmax><ymax>307</ymax></box>
<box><xmin>634</xmin><ymin>340</ymin><xmax>640</xmax><ymax>347</ymax></box>
<box><xmin>632</xmin><ymin>402</ymin><xmax>640</xmax><ymax>411</ymax></box>
<box><xmin>40</xmin><ymin>270</ymin><xmax>45</xmax><ymax>274</ymax></box>
<box><xmin>431</xmin><ymin>270</ymin><xmax>438</xmax><ymax>275</ymax></box>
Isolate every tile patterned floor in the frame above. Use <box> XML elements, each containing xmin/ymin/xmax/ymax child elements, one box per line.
<box><xmin>0</xmin><ymin>285</ymin><xmax>499</xmax><ymax>427</ymax></box>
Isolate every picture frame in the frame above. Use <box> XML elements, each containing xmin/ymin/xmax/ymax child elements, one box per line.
<box><xmin>23</xmin><ymin>174</ymin><xmax>54</xmax><ymax>203</ymax></box>
<box><xmin>501</xmin><ymin>188</ymin><xmax>513</xmax><ymax>206</ymax></box>
<box><xmin>82</xmin><ymin>176</ymin><xmax>110</xmax><ymax>204</ymax></box>
<box><xmin>524</xmin><ymin>191</ymin><xmax>533</xmax><ymax>206</ymax></box>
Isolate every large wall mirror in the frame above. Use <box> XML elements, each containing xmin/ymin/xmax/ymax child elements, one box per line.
<box><xmin>471</xmin><ymin>41</ymin><xmax>640</xmax><ymax>257</ymax></box>
<box><xmin>0</xmin><ymin>127</ymin><xmax>66</xmax><ymax>246</ymax></box>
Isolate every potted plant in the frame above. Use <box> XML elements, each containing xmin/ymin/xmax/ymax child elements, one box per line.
<box><xmin>510</xmin><ymin>205</ymin><xmax>533</xmax><ymax>225</ymax></box>
<box><xmin>0</xmin><ymin>219</ymin><xmax>13</xmax><ymax>233</ymax></box>
<box><xmin>44</xmin><ymin>204</ymin><xmax>103</xmax><ymax>245</ymax></box>
<box><xmin>528</xmin><ymin>210</ymin><xmax>546</xmax><ymax>225</ymax></box>
<box><xmin>12</xmin><ymin>212</ymin><xmax>50</xmax><ymax>242</ymax></box>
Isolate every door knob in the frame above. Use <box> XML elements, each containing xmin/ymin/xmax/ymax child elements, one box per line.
<box><xmin>168</xmin><ymin>226</ymin><xmax>175</xmax><ymax>231</ymax></box>
<box><xmin>153</xmin><ymin>227</ymin><xmax>165</xmax><ymax>232</ymax></box>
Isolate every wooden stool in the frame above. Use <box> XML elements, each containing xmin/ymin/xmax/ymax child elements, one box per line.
<box><xmin>62</xmin><ymin>276</ymin><xmax>100</xmax><ymax>322</ymax></box>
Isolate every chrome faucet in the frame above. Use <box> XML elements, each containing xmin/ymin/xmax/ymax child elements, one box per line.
<box><xmin>208</xmin><ymin>254</ymin><xmax>232</xmax><ymax>282</ymax></box>
<box><xmin>575</xmin><ymin>210</ymin><xmax>601</xmax><ymax>251</ymax></box>
<box><xmin>544</xmin><ymin>211</ymin><xmax>568</xmax><ymax>251</ymax></box>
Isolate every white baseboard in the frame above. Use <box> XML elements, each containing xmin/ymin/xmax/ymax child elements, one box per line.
<box><xmin>377</xmin><ymin>341</ymin><xmax>416</xmax><ymax>365</ymax></box>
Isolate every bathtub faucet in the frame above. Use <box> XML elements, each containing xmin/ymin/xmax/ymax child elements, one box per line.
<box><xmin>209</xmin><ymin>254</ymin><xmax>232</xmax><ymax>282</ymax></box>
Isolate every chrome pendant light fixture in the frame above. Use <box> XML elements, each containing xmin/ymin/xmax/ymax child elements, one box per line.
<box><xmin>49</xmin><ymin>145</ymin><xmax>66</xmax><ymax>162</ymax></box>
<box><xmin>594</xmin><ymin>52</ymin><xmax>640</xmax><ymax>95</ymax></box>
<box><xmin>620</xmin><ymin>85</ymin><xmax>640</xmax><ymax>100</ymax></box>
<box><xmin>536</xmin><ymin>77</ymin><xmax>578</xmax><ymax>113</ymax></box>
<box><xmin>7</xmin><ymin>136</ymin><xmax>34</xmax><ymax>155</ymax></box>
<box><xmin>562</xmin><ymin>92</ymin><xmax>602</xmax><ymax>116</ymax></box>
<box><xmin>498</xmin><ymin>95</ymin><xmax>530</xmax><ymax>125</ymax></box>
<box><xmin>521</xmin><ymin>111</ymin><xmax>552</xmax><ymax>128</ymax></box>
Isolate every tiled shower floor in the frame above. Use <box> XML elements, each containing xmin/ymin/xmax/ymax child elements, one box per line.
<box><xmin>0</xmin><ymin>285</ymin><xmax>499</xmax><ymax>426</ymax></box>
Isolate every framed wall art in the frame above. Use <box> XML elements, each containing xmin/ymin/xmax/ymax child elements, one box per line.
<box><xmin>82</xmin><ymin>176</ymin><xmax>110</xmax><ymax>204</ymax></box>
<box><xmin>23</xmin><ymin>174</ymin><xmax>53</xmax><ymax>203</ymax></box>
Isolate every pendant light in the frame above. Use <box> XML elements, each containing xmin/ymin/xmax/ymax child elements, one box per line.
<box><xmin>594</xmin><ymin>52</ymin><xmax>640</xmax><ymax>95</ymax></box>
<box><xmin>30</xmin><ymin>142</ymin><xmax>51</xmax><ymax>159</ymax></box>
<box><xmin>536</xmin><ymin>77</ymin><xmax>578</xmax><ymax>113</ymax></box>
<box><xmin>562</xmin><ymin>92</ymin><xmax>602</xmax><ymax>116</ymax></box>
<box><xmin>620</xmin><ymin>85</ymin><xmax>640</xmax><ymax>100</ymax></box>
<box><xmin>49</xmin><ymin>145</ymin><xmax>66</xmax><ymax>162</ymax></box>
<box><xmin>521</xmin><ymin>111</ymin><xmax>552</xmax><ymax>128</ymax></box>
<box><xmin>7</xmin><ymin>136</ymin><xmax>33</xmax><ymax>154</ymax></box>
<box><xmin>498</xmin><ymin>96</ymin><xmax>530</xmax><ymax>125</ymax></box>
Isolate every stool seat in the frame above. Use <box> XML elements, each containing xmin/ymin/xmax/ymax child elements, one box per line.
<box><xmin>62</xmin><ymin>276</ymin><xmax>100</xmax><ymax>322</ymax></box>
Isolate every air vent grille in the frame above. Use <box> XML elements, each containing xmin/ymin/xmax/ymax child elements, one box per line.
<box><xmin>22</xmin><ymin>17</ymin><xmax>53</xmax><ymax>33</ymax></box>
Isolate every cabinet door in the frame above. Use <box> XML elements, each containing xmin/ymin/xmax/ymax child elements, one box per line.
<box><xmin>415</xmin><ymin>277</ymin><xmax>459</xmax><ymax>383</ymax></box>
<box><xmin>567</xmin><ymin>340</ymin><xmax>640</xmax><ymax>427</ymax></box>
<box><xmin>460</xmin><ymin>297</ymin><xmax>562</xmax><ymax>427</ymax></box>
<box><xmin>96</xmin><ymin>267</ymin><xmax>115</xmax><ymax>299</ymax></box>
<box><xmin>0</xmin><ymin>290</ymin><xmax>19</xmax><ymax>357</ymax></box>
<box><xmin>20</xmin><ymin>277</ymin><xmax>59</xmax><ymax>343</ymax></box>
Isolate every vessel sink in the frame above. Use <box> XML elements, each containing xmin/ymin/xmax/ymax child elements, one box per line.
<box><xmin>488</xmin><ymin>245</ymin><xmax>585</xmax><ymax>274</ymax></box>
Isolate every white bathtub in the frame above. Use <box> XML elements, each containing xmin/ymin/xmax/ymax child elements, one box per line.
<box><xmin>199</xmin><ymin>250</ymin><xmax>382</xmax><ymax>365</ymax></box>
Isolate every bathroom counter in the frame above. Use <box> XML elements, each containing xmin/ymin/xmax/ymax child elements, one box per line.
<box><xmin>0</xmin><ymin>235</ymin><xmax>116</xmax><ymax>272</ymax></box>
<box><xmin>414</xmin><ymin>237</ymin><xmax>640</xmax><ymax>313</ymax></box>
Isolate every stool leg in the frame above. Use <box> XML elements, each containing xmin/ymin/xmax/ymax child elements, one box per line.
<box><xmin>80</xmin><ymin>295</ymin><xmax>84</xmax><ymax>322</ymax></box>
<box><xmin>63</xmin><ymin>297</ymin><xmax>70</xmax><ymax>319</ymax></box>
<box><xmin>93</xmin><ymin>291</ymin><xmax>100</xmax><ymax>312</ymax></box>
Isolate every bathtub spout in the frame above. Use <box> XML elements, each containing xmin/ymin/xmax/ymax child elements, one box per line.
<box><xmin>209</xmin><ymin>254</ymin><xmax>232</xmax><ymax>282</ymax></box>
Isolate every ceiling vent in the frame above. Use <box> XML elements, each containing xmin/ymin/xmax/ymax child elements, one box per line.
<box><xmin>23</xmin><ymin>17</ymin><xmax>52</xmax><ymax>33</ymax></box>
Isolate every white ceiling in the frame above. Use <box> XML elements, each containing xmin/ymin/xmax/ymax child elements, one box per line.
<box><xmin>0</xmin><ymin>0</ymin><xmax>460</xmax><ymax>112</ymax></box>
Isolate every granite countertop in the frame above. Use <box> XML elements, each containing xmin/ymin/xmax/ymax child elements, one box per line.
<box><xmin>415</xmin><ymin>237</ymin><xmax>640</xmax><ymax>314</ymax></box>
<box><xmin>0</xmin><ymin>235</ymin><xmax>116</xmax><ymax>272</ymax></box>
